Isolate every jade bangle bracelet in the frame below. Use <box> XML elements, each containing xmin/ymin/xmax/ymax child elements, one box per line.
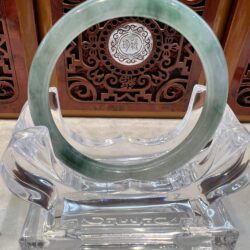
<box><xmin>28</xmin><ymin>0</ymin><xmax>228</xmax><ymax>181</ymax></box>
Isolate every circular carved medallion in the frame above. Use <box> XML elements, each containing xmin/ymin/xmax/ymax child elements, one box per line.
<box><xmin>108</xmin><ymin>22</ymin><xmax>153</xmax><ymax>66</ymax></box>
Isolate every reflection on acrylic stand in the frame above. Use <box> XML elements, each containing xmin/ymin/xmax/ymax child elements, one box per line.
<box><xmin>1</xmin><ymin>0</ymin><xmax>250</xmax><ymax>249</ymax></box>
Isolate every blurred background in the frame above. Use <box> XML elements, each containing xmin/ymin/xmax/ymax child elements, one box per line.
<box><xmin>0</xmin><ymin>0</ymin><xmax>249</xmax><ymax>121</ymax></box>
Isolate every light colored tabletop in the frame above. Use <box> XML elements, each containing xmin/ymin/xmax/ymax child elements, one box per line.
<box><xmin>0</xmin><ymin>119</ymin><xmax>250</xmax><ymax>250</ymax></box>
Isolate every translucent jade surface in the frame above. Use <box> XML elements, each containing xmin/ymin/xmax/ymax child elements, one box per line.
<box><xmin>28</xmin><ymin>0</ymin><xmax>228</xmax><ymax>181</ymax></box>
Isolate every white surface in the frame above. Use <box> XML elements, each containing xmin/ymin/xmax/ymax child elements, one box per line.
<box><xmin>0</xmin><ymin>120</ymin><xmax>29</xmax><ymax>250</ymax></box>
<box><xmin>0</xmin><ymin>119</ymin><xmax>250</xmax><ymax>249</ymax></box>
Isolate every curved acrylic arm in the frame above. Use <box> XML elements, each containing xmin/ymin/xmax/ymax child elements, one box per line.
<box><xmin>28</xmin><ymin>0</ymin><xmax>228</xmax><ymax>181</ymax></box>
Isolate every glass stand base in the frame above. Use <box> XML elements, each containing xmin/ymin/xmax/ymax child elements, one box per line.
<box><xmin>19</xmin><ymin>198</ymin><xmax>238</xmax><ymax>250</ymax></box>
<box><xmin>2</xmin><ymin>86</ymin><xmax>249</xmax><ymax>250</ymax></box>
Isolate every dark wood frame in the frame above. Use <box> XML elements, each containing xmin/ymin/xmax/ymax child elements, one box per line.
<box><xmin>0</xmin><ymin>0</ymin><xmax>37</xmax><ymax>118</ymax></box>
<box><xmin>224</xmin><ymin>0</ymin><xmax>250</xmax><ymax>122</ymax></box>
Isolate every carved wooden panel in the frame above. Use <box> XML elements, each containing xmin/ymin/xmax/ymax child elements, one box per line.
<box><xmin>225</xmin><ymin>0</ymin><xmax>250</xmax><ymax>122</ymax></box>
<box><xmin>65</xmin><ymin>17</ymin><xmax>197</xmax><ymax>105</ymax></box>
<box><xmin>237</xmin><ymin>61</ymin><xmax>250</xmax><ymax>108</ymax></box>
<box><xmin>0</xmin><ymin>0</ymin><xmax>37</xmax><ymax>118</ymax></box>
<box><xmin>38</xmin><ymin>0</ymin><xmax>231</xmax><ymax>117</ymax></box>
<box><xmin>0</xmin><ymin>17</ymin><xmax>18</xmax><ymax>103</ymax></box>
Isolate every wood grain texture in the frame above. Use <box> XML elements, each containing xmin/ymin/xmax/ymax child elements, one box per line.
<box><xmin>224</xmin><ymin>0</ymin><xmax>250</xmax><ymax>122</ymax></box>
<box><xmin>0</xmin><ymin>0</ymin><xmax>37</xmax><ymax>118</ymax></box>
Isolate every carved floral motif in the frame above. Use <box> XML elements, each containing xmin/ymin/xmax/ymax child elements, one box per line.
<box><xmin>237</xmin><ymin>63</ymin><xmax>250</xmax><ymax>107</ymax></box>
<box><xmin>62</xmin><ymin>0</ymin><xmax>206</xmax><ymax>105</ymax></box>
<box><xmin>108</xmin><ymin>22</ymin><xmax>153</xmax><ymax>66</ymax></box>
<box><xmin>0</xmin><ymin>19</ymin><xmax>17</xmax><ymax>102</ymax></box>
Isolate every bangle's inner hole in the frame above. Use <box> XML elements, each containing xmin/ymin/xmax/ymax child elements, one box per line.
<box><xmin>50</xmin><ymin>16</ymin><xmax>206</xmax><ymax>166</ymax></box>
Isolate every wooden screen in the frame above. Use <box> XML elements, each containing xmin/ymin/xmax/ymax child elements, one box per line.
<box><xmin>36</xmin><ymin>0</ymin><xmax>231</xmax><ymax>118</ymax></box>
<box><xmin>0</xmin><ymin>0</ymin><xmax>37</xmax><ymax>118</ymax></box>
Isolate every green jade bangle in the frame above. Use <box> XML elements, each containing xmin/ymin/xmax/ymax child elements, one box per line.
<box><xmin>28</xmin><ymin>0</ymin><xmax>228</xmax><ymax>181</ymax></box>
